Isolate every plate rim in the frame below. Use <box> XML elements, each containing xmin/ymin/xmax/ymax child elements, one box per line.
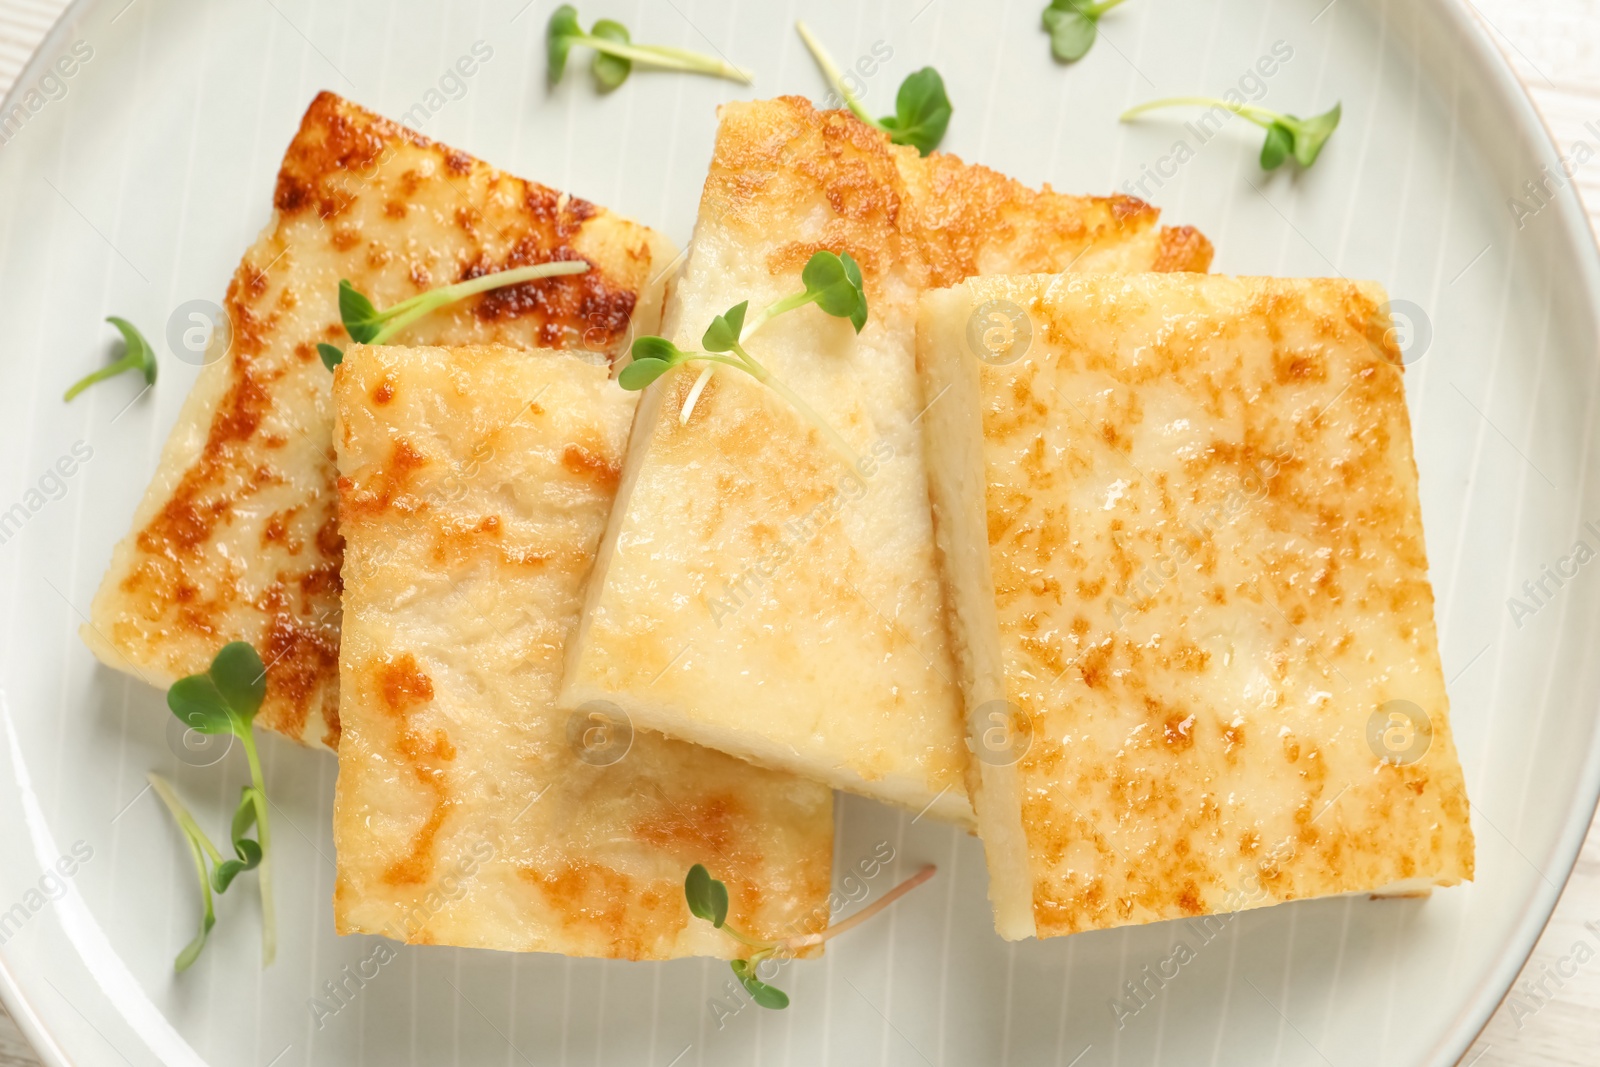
<box><xmin>0</xmin><ymin>1</ymin><xmax>111</xmax><ymax>1058</ymax></box>
<box><xmin>0</xmin><ymin>1</ymin><xmax>1597</xmax><ymax>1065</ymax></box>
<box><xmin>0</xmin><ymin>2</ymin><xmax>93</xmax><ymax>1064</ymax></box>
<box><xmin>1414</xmin><ymin>2</ymin><xmax>1600</xmax><ymax>1063</ymax></box>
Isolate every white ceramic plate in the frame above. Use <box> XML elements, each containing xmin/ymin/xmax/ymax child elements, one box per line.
<box><xmin>2</xmin><ymin>0</ymin><xmax>1598</xmax><ymax>1064</ymax></box>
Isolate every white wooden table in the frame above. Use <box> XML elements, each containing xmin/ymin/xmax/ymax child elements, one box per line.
<box><xmin>0</xmin><ymin>1</ymin><xmax>1596</xmax><ymax>1064</ymax></box>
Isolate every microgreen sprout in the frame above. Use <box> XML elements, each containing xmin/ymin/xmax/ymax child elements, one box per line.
<box><xmin>1042</xmin><ymin>0</ymin><xmax>1131</xmax><ymax>62</ymax></box>
<box><xmin>747</xmin><ymin>246</ymin><xmax>869</xmax><ymax>336</ymax></box>
<box><xmin>331</xmin><ymin>261</ymin><xmax>592</xmax><ymax>364</ymax></box>
<box><xmin>64</xmin><ymin>316</ymin><xmax>157</xmax><ymax>402</ymax></box>
<box><xmin>548</xmin><ymin>5</ymin><xmax>753</xmax><ymax>90</ymax></box>
<box><xmin>684</xmin><ymin>862</ymin><xmax>937</xmax><ymax>1008</ymax></box>
<box><xmin>795</xmin><ymin>22</ymin><xmax>951</xmax><ymax>156</ymax></box>
<box><xmin>618</xmin><ymin>250</ymin><xmax>867</xmax><ymax>457</ymax></box>
<box><xmin>588</xmin><ymin>18</ymin><xmax>632</xmax><ymax>91</ymax></box>
<box><xmin>1121</xmin><ymin>98</ymin><xmax>1342</xmax><ymax>170</ymax></box>
<box><xmin>147</xmin><ymin>774</ymin><xmax>219</xmax><ymax>971</ymax></box>
<box><xmin>153</xmin><ymin>641</ymin><xmax>275</xmax><ymax>970</ymax></box>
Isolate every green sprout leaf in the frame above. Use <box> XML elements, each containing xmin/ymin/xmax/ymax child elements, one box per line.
<box><xmin>338</xmin><ymin>279</ymin><xmax>383</xmax><ymax>344</ymax></box>
<box><xmin>1285</xmin><ymin>103</ymin><xmax>1341</xmax><ymax>168</ymax></box>
<box><xmin>211</xmin><ymin>839</ymin><xmax>262</xmax><ymax>893</ymax></box>
<box><xmin>209</xmin><ymin>640</ymin><xmax>267</xmax><ymax>720</ymax></box>
<box><xmin>701</xmin><ymin>302</ymin><xmax>749</xmax><ymax>354</ymax></box>
<box><xmin>158</xmin><ymin>641</ymin><xmax>277</xmax><ymax>969</ymax></box>
<box><xmin>318</xmin><ymin>343</ymin><xmax>345</xmax><ymax>370</ymax></box>
<box><xmin>877</xmin><ymin>68</ymin><xmax>952</xmax><ymax>157</ymax></box>
<box><xmin>1042</xmin><ymin>8</ymin><xmax>1094</xmax><ymax>61</ymax></box>
<box><xmin>333</xmin><ymin>261</ymin><xmax>590</xmax><ymax>360</ymax></box>
<box><xmin>632</xmin><ymin>335</ymin><xmax>691</xmax><ymax>365</ymax></box>
<box><xmin>1042</xmin><ymin>0</ymin><xmax>1130</xmax><ymax>62</ymax></box>
<box><xmin>547</xmin><ymin>5</ymin><xmax>752</xmax><ymax>87</ymax></box>
<box><xmin>64</xmin><ymin>316</ymin><xmax>159</xmax><ymax>402</ymax></box>
<box><xmin>685</xmin><ymin>865</ymin><xmax>789</xmax><ymax>1009</ymax></box>
<box><xmin>731</xmin><ymin>959</ymin><xmax>791</xmax><ymax>1009</ymax></box>
<box><xmin>547</xmin><ymin>4</ymin><xmax>584</xmax><ymax>81</ymax></box>
<box><xmin>617</xmin><ymin>357</ymin><xmax>674</xmax><ymax>390</ymax></box>
<box><xmin>685</xmin><ymin>863</ymin><xmax>730</xmax><ymax>927</ymax></box>
<box><xmin>168</xmin><ymin>640</ymin><xmax>263</xmax><ymax>737</ymax></box>
<box><xmin>211</xmin><ymin>786</ymin><xmax>265</xmax><ymax>893</ymax></box>
<box><xmin>684</xmin><ymin>862</ymin><xmax>937</xmax><ymax>1011</ymax></box>
<box><xmin>167</xmin><ymin>675</ymin><xmax>237</xmax><ymax>737</ymax></box>
<box><xmin>633</xmin><ymin>253</ymin><xmax>868</xmax><ymax>461</ymax></box>
<box><xmin>590</xmin><ymin>18</ymin><xmax>632</xmax><ymax>90</ymax></box>
<box><xmin>801</xmin><ymin>251</ymin><xmax>868</xmax><ymax>333</ymax></box>
<box><xmin>795</xmin><ymin>22</ymin><xmax>952</xmax><ymax>156</ymax></box>
<box><xmin>1260</xmin><ymin>122</ymin><xmax>1293</xmax><ymax>170</ymax></box>
<box><xmin>618</xmin><ymin>335</ymin><xmax>692</xmax><ymax>390</ymax></box>
<box><xmin>1120</xmin><ymin>97</ymin><xmax>1341</xmax><ymax>171</ymax></box>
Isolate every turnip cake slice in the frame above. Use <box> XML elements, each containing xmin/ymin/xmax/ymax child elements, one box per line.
<box><xmin>331</xmin><ymin>343</ymin><xmax>832</xmax><ymax>956</ymax></box>
<box><xmin>918</xmin><ymin>273</ymin><xmax>1473</xmax><ymax>939</ymax></box>
<box><xmin>559</xmin><ymin>96</ymin><xmax>1212</xmax><ymax>826</ymax></box>
<box><xmin>84</xmin><ymin>92</ymin><xmax>674</xmax><ymax>749</ymax></box>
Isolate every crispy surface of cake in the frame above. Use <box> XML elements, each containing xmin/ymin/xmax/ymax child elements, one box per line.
<box><xmin>560</xmin><ymin>96</ymin><xmax>1213</xmax><ymax>825</ymax></box>
<box><xmin>918</xmin><ymin>273</ymin><xmax>1473</xmax><ymax>939</ymax></box>
<box><xmin>84</xmin><ymin>92</ymin><xmax>674</xmax><ymax>748</ymax></box>
<box><xmin>331</xmin><ymin>343</ymin><xmax>833</xmax><ymax>957</ymax></box>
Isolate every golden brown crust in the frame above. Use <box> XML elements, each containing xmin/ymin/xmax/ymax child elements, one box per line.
<box><xmin>274</xmin><ymin>91</ymin><xmax>645</xmax><ymax>349</ymax></box>
<box><xmin>330</xmin><ymin>344</ymin><xmax>833</xmax><ymax>957</ymax></box>
<box><xmin>563</xmin><ymin>96</ymin><xmax>1215</xmax><ymax>824</ymax></box>
<box><xmin>703</xmin><ymin>96</ymin><xmax>918</xmax><ymax>301</ymax></box>
<box><xmin>1153</xmin><ymin>224</ymin><xmax>1217</xmax><ymax>273</ymax></box>
<box><xmin>918</xmin><ymin>275</ymin><xmax>1472</xmax><ymax>939</ymax></box>
<box><xmin>907</xmin><ymin>149</ymin><xmax>1165</xmax><ymax>285</ymax></box>
<box><xmin>85</xmin><ymin>92</ymin><xmax>675</xmax><ymax>748</ymax></box>
<box><xmin>701</xmin><ymin>95</ymin><xmax>1213</xmax><ymax>297</ymax></box>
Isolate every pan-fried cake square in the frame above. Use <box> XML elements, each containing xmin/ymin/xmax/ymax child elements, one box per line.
<box><xmin>917</xmin><ymin>274</ymin><xmax>1474</xmax><ymax>939</ymax></box>
<box><xmin>83</xmin><ymin>91</ymin><xmax>674</xmax><ymax>749</ymax></box>
<box><xmin>331</xmin><ymin>343</ymin><xmax>832</xmax><ymax>957</ymax></box>
<box><xmin>559</xmin><ymin>96</ymin><xmax>1212</xmax><ymax>826</ymax></box>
